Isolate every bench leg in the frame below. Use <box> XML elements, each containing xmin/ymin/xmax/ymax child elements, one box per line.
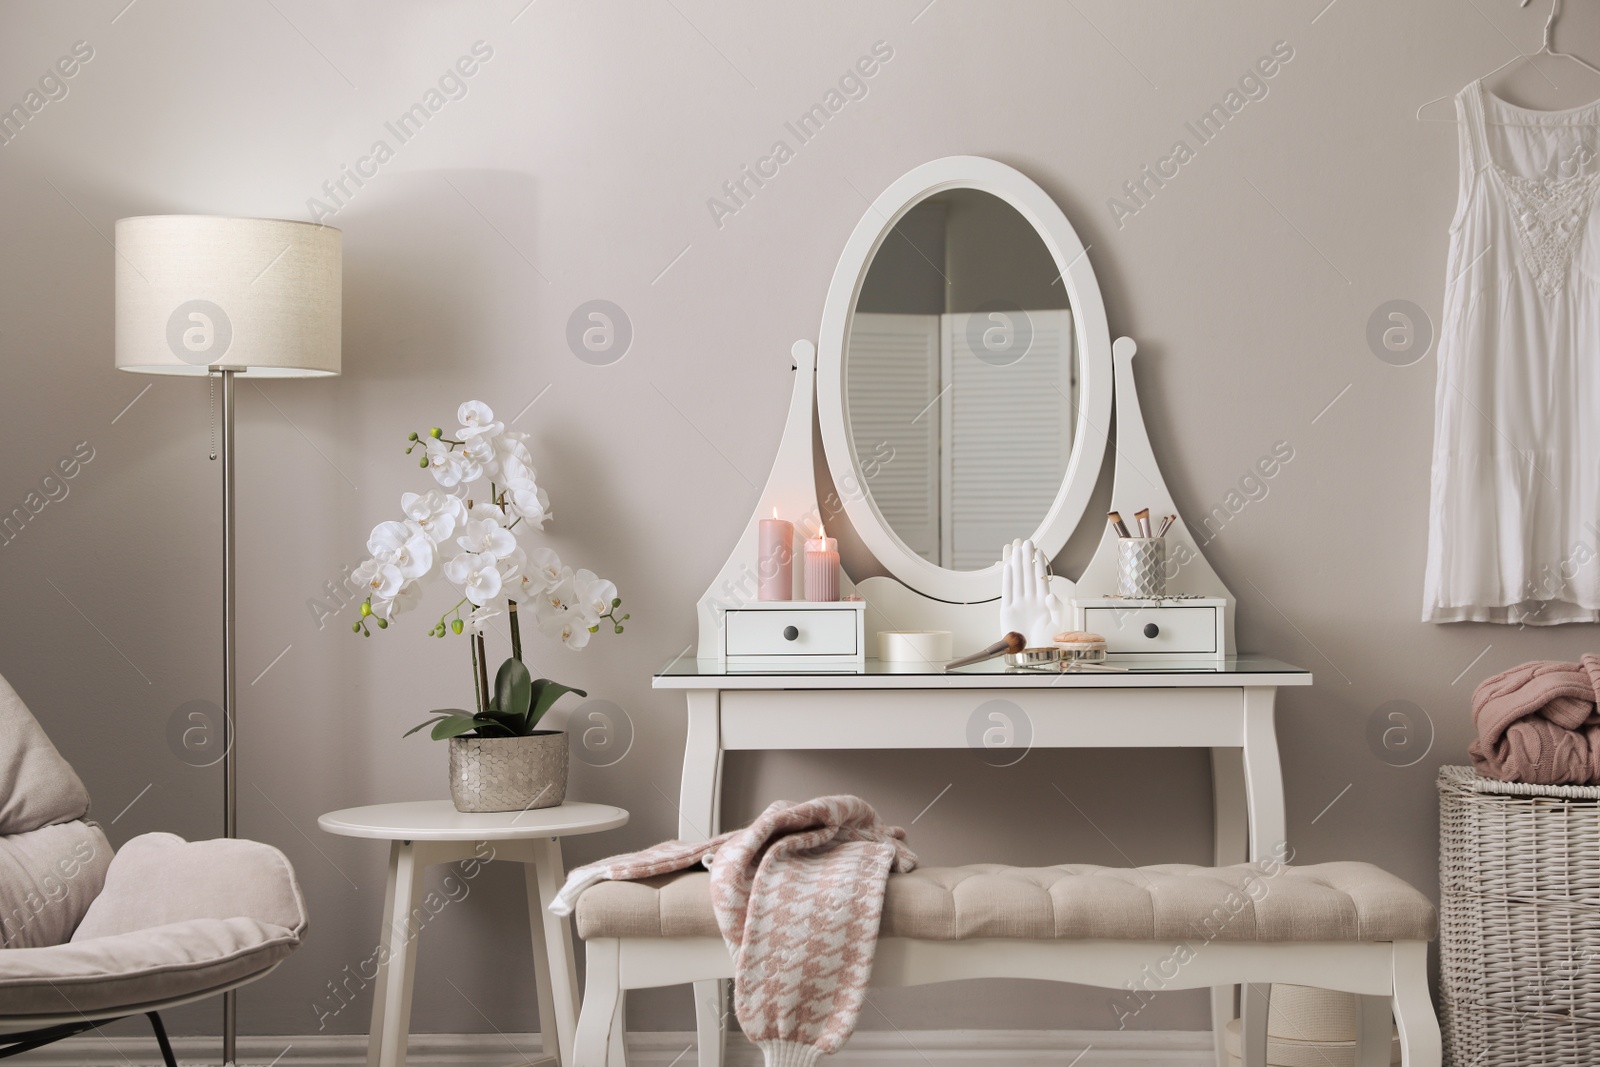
<box><xmin>575</xmin><ymin>940</ymin><xmax>622</xmax><ymax>1067</ymax></box>
<box><xmin>1391</xmin><ymin>942</ymin><xmax>1440</xmax><ymax>1067</ymax></box>
<box><xmin>694</xmin><ymin>979</ymin><xmax>727</xmax><ymax>1067</ymax></box>
<box><xmin>1356</xmin><ymin>993</ymin><xmax>1392</xmax><ymax>1067</ymax></box>
<box><xmin>1240</xmin><ymin>983</ymin><xmax>1271</xmax><ymax>1067</ymax></box>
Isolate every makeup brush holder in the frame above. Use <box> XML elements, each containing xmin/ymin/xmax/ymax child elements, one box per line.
<box><xmin>1117</xmin><ymin>538</ymin><xmax>1166</xmax><ymax>598</ymax></box>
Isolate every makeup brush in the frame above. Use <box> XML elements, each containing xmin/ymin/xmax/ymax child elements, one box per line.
<box><xmin>1107</xmin><ymin>511</ymin><xmax>1131</xmax><ymax>538</ymax></box>
<box><xmin>1135</xmin><ymin>508</ymin><xmax>1152</xmax><ymax>537</ymax></box>
<box><xmin>1156</xmin><ymin>514</ymin><xmax>1176</xmax><ymax>538</ymax></box>
<box><xmin>945</xmin><ymin>632</ymin><xmax>1028</xmax><ymax>671</ymax></box>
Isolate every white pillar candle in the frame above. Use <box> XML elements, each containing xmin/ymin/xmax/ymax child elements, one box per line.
<box><xmin>804</xmin><ymin>525</ymin><xmax>840</xmax><ymax>602</ymax></box>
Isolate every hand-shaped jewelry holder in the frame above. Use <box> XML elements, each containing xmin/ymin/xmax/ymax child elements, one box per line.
<box><xmin>998</xmin><ymin>539</ymin><xmax>1067</xmax><ymax>648</ymax></box>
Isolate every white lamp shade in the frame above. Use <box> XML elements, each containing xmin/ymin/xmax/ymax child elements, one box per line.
<box><xmin>115</xmin><ymin>216</ymin><xmax>341</xmax><ymax>377</ymax></box>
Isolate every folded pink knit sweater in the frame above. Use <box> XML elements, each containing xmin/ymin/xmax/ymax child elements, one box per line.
<box><xmin>1470</xmin><ymin>654</ymin><xmax>1600</xmax><ymax>784</ymax></box>
<box><xmin>550</xmin><ymin>796</ymin><xmax>916</xmax><ymax>1067</ymax></box>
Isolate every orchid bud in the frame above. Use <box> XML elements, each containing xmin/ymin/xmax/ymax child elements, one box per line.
<box><xmin>452</xmin><ymin>619</ymin><xmax>464</xmax><ymax>634</ymax></box>
<box><xmin>429</xmin><ymin>427</ymin><xmax>443</xmax><ymax>438</ymax></box>
<box><xmin>376</xmin><ymin>618</ymin><xmax>388</xmax><ymax>629</ymax></box>
<box><xmin>611</xmin><ymin>597</ymin><xmax>622</xmax><ymax>608</ymax></box>
<box><xmin>408</xmin><ymin>432</ymin><xmax>419</xmax><ymax>441</ymax></box>
<box><xmin>419</xmin><ymin>456</ymin><xmax>429</xmax><ymax>469</ymax></box>
<box><xmin>351</xmin><ymin>622</ymin><xmax>361</xmax><ymax>633</ymax></box>
<box><xmin>360</xmin><ymin>600</ymin><xmax>372</xmax><ymax>617</ymax></box>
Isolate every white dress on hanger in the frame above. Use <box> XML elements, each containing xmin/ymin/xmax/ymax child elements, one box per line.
<box><xmin>1424</xmin><ymin>80</ymin><xmax>1600</xmax><ymax>624</ymax></box>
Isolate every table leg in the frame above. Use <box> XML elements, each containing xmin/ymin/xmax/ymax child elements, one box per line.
<box><xmin>1241</xmin><ymin>687</ymin><xmax>1286</xmax><ymax>862</ymax></box>
<box><xmin>1210</xmin><ymin>747</ymin><xmax>1248</xmax><ymax>1067</ymax></box>
<box><xmin>681</xmin><ymin>690</ymin><xmax>726</xmax><ymax>1067</ymax></box>
<box><xmin>1240</xmin><ymin>688</ymin><xmax>1286</xmax><ymax>1067</ymax></box>
<box><xmin>679</xmin><ymin>690</ymin><xmax>721</xmax><ymax>842</ymax></box>
<box><xmin>369</xmin><ymin>840</ymin><xmax>424</xmax><ymax>1067</ymax></box>
<box><xmin>525</xmin><ymin>855</ymin><xmax>560</xmax><ymax>1065</ymax></box>
<box><xmin>530</xmin><ymin>837</ymin><xmax>581</xmax><ymax>1066</ymax></box>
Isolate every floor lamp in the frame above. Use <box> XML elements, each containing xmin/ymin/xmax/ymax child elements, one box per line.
<box><xmin>114</xmin><ymin>216</ymin><xmax>341</xmax><ymax>1065</ymax></box>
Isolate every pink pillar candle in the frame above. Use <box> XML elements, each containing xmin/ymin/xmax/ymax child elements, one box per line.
<box><xmin>804</xmin><ymin>527</ymin><xmax>840</xmax><ymax>602</ymax></box>
<box><xmin>758</xmin><ymin>512</ymin><xmax>794</xmax><ymax>601</ymax></box>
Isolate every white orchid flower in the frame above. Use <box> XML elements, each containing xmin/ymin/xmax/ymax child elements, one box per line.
<box><xmin>497</xmin><ymin>433</ymin><xmax>533</xmax><ymax>470</ymax></box>
<box><xmin>368</xmin><ymin>520</ymin><xmax>436</xmax><ymax>580</ymax></box>
<box><xmin>457</xmin><ymin>401</ymin><xmax>500</xmax><ymax>437</ymax></box>
<box><xmin>539</xmin><ymin>607</ymin><xmax>592</xmax><ymax>650</ymax></box>
<box><xmin>463</xmin><ymin>434</ymin><xmax>502</xmax><ymax>480</ymax></box>
<box><xmin>573</xmin><ymin>569</ymin><xmax>618</xmax><ymax>622</ymax></box>
<box><xmin>503</xmin><ymin>479</ymin><xmax>547</xmax><ymax>528</ymax></box>
<box><xmin>371</xmin><ymin>580</ymin><xmax>420</xmax><ymax>621</ymax></box>
<box><xmin>353</xmin><ymin>558</ymin><xmax>406</xmax><ymax>603</ymax></box>
<box><xmin>443</xmin><ymin>551</ymin><xmax>504</xmax><ymax>606</ymax></box>
<box><xmin>458</xmin><ymin>516</ymin><xmax>517</xmax><ymax>560</ymax></box>
<box><xmin>468</xmin><ymin>604</ymin><xmax>502</xmax><ymax>634</ymax></box>
<box><xmin>400</xmin><ymin>490</ymin><xmax>462</xmax><ymax>544</ymax></box>
<box><xmin>424</xmin><ymin>438</ymin><xmax>469</xmax><ymax>487</ymax></box>
<box><xmin>520</xmin><ymin>549</ymin><xmax>564</xmax><ymax>598</ymax></box>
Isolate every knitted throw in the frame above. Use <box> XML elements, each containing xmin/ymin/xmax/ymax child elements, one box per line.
<box><xmin>550</xmin><ymin>795</ymin><xmax>916</xmax><ymax>1067</ymax></box>
<box><xmin>1470</xmin><ymin>654</ymin><xmax>1600</xmax><ymax>784</ymax></box>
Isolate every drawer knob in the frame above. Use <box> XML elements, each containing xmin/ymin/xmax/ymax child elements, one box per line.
<box><xmin>1143</xmin><ymin>623</ymin><xmax>1160</xmax><ymax>638</ymax></box>
<box><xmin>783</xmin><ymin>625</ymin><xmax>799</xmax><ymax>641</ymax></box>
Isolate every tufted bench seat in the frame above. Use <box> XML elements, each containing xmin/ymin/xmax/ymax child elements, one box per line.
<box><xmin>576</xmin><ymin>862</ymin><xmax>1436</xmax><ymax>944</ymax></box>
<box><xmin>570</xmin><ymin>860</ymin><xmax>1440</xmax><ymax>1067</ymax></box>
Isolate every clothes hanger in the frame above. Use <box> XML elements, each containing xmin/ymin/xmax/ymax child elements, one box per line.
<box><xmin>1416</xmin><ymin>0</ymin><xmax>1600</xmax><ymax>125</ymax></box>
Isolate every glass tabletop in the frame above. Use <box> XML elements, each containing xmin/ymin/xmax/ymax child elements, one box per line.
<box><xmin>656</xmin><ymin>654</ymin><xmax>1309</xmax><ymax>679</ymax></box>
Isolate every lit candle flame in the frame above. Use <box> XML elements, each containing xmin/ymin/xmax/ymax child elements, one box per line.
<box><xmin>772</xmin><ymin>506</ymin><xmax>778</xmax><ymax>519</ymax></box>
<box><xmin>818</xmin><ymin>523</ymin><xmax>826</xmax><ymax>540</ymax></box>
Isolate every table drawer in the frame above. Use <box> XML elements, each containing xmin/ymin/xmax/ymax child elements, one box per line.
<box><xmin>1082</xmin><ymin>605</ymin><xmax>1218</xmax><ymax>654</ymax></box>
<box><xmin>725</xmin><ymin>608</ymin><xmax>860</xmax><ymax>657</ymax></box>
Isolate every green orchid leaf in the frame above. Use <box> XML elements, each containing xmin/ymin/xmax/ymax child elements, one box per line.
<box><xmin>403</xmin><ymin>716</ymin><xmax>451</xmax><ymax>738</ymax></box>
<box><xmin>527</xmin><ymin>679</ymin><xmax>587</xmax><ymax>728</ymax></box>
<box><xmin>495</xmin><ymin>657</ymin><xmax>533</xmax><ymax>724</ymax></box>
<box><xmin>430</xmin><ymin>715</ymin><xmax>485</xmax><ymax>741</ymax></box>
<box><xmin>475</xmin><ymin>710</ymin><xmax>525</xmax><ymax>736</ymax></box>
<box><xmin>469</xmin><ymin>715</ymin><xmax>518</xmax><ymax>737</ymax></box>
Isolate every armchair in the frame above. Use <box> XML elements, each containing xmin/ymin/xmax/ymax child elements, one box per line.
<box><xmin>0</xmin><ymin>673</ymin><xmax>307</xmax><ymax>1065</ymax></box>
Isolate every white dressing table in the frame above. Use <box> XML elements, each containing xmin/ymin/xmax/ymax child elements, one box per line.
<box><xmin>671</xmin><ymin>158</ymin><xmax>1320</xmax><ymax>1067</ymax></box>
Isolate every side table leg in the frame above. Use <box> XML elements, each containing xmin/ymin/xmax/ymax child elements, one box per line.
<box><xmin>370</xmin><ymin>841</ymin><xmax>424</xmax><ymax>1067</ymax></box>
<box><xmin>530</xmin><ymin>837</ymin><xmax>581</xmax><ymax>1066</ymax></box>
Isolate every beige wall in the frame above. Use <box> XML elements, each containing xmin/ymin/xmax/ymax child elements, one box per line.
<box><xmin>3</xmin><ymin>0</ymin><xmax>1600</xmax><ymax>1041</ymax></box>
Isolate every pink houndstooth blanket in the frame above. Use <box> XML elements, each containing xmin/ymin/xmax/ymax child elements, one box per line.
<box><xmin>550</xmin><ymin>795</ymin><xmax>916</xmax><ymax>1067</ymax></box>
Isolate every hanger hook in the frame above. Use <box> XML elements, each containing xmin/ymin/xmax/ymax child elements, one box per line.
<box><xmin>1521</xmin><ymin>0</ymin><xmax>1560</xmax><ymax>53</ymax></box>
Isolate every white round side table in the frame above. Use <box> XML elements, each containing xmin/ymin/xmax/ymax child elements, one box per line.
<box><xmin>318</xmin><ymin>800</ymin><xmax>628</xmax><ymax>1067</ymax></box>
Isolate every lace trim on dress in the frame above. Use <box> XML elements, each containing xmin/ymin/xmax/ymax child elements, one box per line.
<box><xmin>1496</xmin><ymin>164</ymin><xmax>1600</xmax><ymax>298</ymax></box>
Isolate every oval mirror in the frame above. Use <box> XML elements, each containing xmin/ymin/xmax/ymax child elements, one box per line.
<box><xmin>818</xmin><ymin>157</ymin><xmax>1112</xmax><ymax>603</ymax></box>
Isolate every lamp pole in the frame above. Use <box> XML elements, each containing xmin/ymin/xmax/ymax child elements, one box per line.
<box><xmin>220</xmin><ymin>367</ymin><xmax>238</xmax><ymax>1067</ymax></box>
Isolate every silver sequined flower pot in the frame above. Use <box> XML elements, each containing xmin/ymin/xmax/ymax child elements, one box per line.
<box><xmin>448</xmin><ymin>732</ymin><xmax>568</xmax><ymax>813</ymax></box>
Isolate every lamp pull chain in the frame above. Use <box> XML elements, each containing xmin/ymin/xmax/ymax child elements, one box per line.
<box><xmin>208</xmin><ymin>371</ymin><xmax>218</xmax><ymax>461</ymax></box>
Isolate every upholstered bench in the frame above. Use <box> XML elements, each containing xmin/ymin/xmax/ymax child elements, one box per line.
<box><xmin>570</xmin><ymin>861</ymin><xmax>1440</xmax><ymax>1067</ymax></box>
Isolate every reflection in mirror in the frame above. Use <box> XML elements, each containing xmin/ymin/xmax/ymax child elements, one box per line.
<box><xmin>846</xmin><ymin>188</ymin><xmax>1075</xmax><ymax>571</ymax></box>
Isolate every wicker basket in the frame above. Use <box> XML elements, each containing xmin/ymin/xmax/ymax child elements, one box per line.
<box><xmin>1439</xmin><ymin>765</ymin><xmax>1600</xmax><ymax>1066</ymax></box>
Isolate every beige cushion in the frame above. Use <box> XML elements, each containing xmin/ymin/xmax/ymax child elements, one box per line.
<box><xmin>0</xmin><ymin>917</ymin><xmax>300</xmax><ymax>1015</ymax></box>
<box><xmin>0</xmin><ymin>833</ymin><xmax>307</xmax><ymax>1015</ymax></box>
<box><xmin>0</xmin><ymin>672</ymin><xmax>91</xmax><ymax>836</ymax></box>
<box><xmin>0</xmin><ymin>820</ymin><xmax>111</xmax><ymax>948</ymax></box>
<box><xmin>574</xmin><ymin>862</ymin><xmax>1436</xmax><ymax>943</ymax></box>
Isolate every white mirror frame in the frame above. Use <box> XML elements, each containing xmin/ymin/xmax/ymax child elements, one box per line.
<box><xmin>817</xmin><ymin>156</ymin><xmax>1113</xmax><ymax>604</ymax></box>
